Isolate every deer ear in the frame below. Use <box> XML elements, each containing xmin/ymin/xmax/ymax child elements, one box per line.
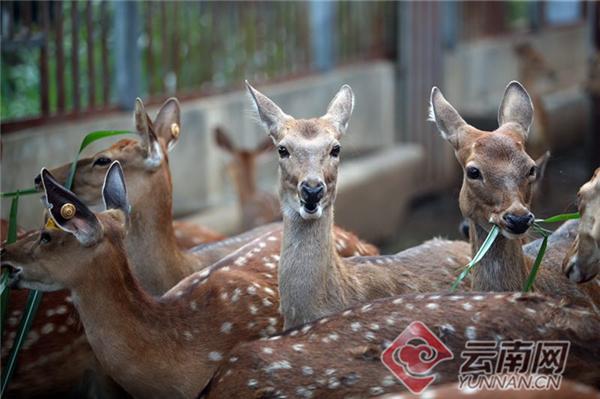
<box><xmin>498</xmin><ymin>81</ymin><xmax>533</xmax><ymax>137</ymax></box>
<box><xmin>153</xmin><ymin>97</ymin><xmax>181</xmax><ymax>152</ymax></box>
<box><xmin>134</xmin><ymin>98</ymin><xmax>163</xmax><ymax>168</ymax></box>
<box><xmin>534</xmin><ymin>151</ymin><xmax>550</xmax><ymax>183</ymax></box>
<box><xmin>40</xmin><ymin>168</ymin><xmax>102</xmax><ymax>246</ymax></box>
<box><xmin>323</xmin><ymin>84</ymin><xmax>354</xmax><ymax>135</ymax></box>
<box><xmin>246</xmin><ymin>81</ymin><xmax>290</xmax><ymax>141</ymax></box>
<box><xmin>214</xmin><ymin>126</ymin><xmax>236</xmax><ymax>153</ymax></box>
<box><xmin>429</xmin><ymin>87</ymin><xmax>469</xmax><ymax>150</ymax></box>
<box><xmin>102</xmin><ymin>161</ymin><xmax>130</xmax><ymax>218</ymax></box>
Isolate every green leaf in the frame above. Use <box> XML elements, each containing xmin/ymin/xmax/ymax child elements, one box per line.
<box><xmin>451</xmin><ymin>225</ymin><xmax>500</xmax><ymax>291</ymax></box>
<box><xmin>0</xmin><ymin>188</ymin><xmax>37</xmax><ymax>198</ymax></box>
<box><xmin>1</xmin><ymin>194</ymin><xmax>20</xmax><ymax>335</ymax></box>
<box><xmin>65</xmin><ymin>130</ymin><xmax>131</xmax><ymax>190</ymax></box>
<box><xmin>536</xmin><ymin>212</ymin><xmax>580</xmax><ymax>224</ymax></box>
<box><xmin>523</xmin><ymin>235</ymin><xmax>548</xmax><ymax>293</ymax></box>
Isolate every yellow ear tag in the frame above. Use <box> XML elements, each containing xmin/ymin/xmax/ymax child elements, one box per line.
<box><xmin>45</xmin><ymin>217</ymin><xmax>59</xmax><ymax>230</ymax></box>
<box><xmin>170</xmin><ymin>123</ymin><xmax>180</xmax><ymax>139</ymax></box>
<box><xmin>60</xmin><ymin>203</ymin><xmax>76</xmax><ymax>220</ymax></box>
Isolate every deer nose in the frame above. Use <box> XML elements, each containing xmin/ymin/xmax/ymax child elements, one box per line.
<box><xmin>503</xmin><ymin>212</ymin><xmax>534</xmax><ymax>234</ymax></box>
<box><xmin>300</xmin><ymin>181</ymin><xmax>325</xmax><ymax>204</ymax></box>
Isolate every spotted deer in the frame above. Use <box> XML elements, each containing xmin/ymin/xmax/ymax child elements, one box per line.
<box><xmin>564</xmin><ymin>168</ymin><xmax>600</xmax><ymax>283</ymax></box>
<box><xmin>1</xmin><ymin>163</ymin><xmax>286</xmax><ymax>398</ymax></box>
<box><xmin>246</xmin><ymin>82</ymin><xmax>472</xmax><ymax>329</ymax></box>
<box><xmin>3</xmin><ymin>98</ymin><xmax>377</xmax><ymax>397</ymax></box>
<box><xmin>202</xmin><ymin>292</ymin><xmax>600</xmax><ymax>398</ymax></box>
<box><xmin>429</xmin><ymin>81</ymin><xmax>599</xmax><ymax>310</ymax></box>
<box><xmin>214</xmin><ymin>126</ymin><xmax>281</xmax><ymax>230</ymax></box>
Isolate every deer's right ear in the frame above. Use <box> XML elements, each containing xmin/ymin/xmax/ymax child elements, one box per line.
<box><xmin>429</xmin><ymin>87</ymin><xmax>468</xmax><ymax>149</ymax></box>
<box><xmin>102</xmin><ymin>161</ymin><xmax>130</xmax><ymax>218</ymax></box>
<box><xmin>214</xmin><ymin>126</ymin><xmax>235</xmax><ymax>153</ymax></box>
<box><xmin>246</xmin><ymin>81</ymin><xmax>290</xmax><ymax>141</ymax></box>
<box><xmin>40</xmin><ymin>168</ymin><xmax>102</xmax><ymax>246</ymax></box>
<box><xmin>134</xmin><ymin>98</ymin><xmax>163</xmax><ymax>168</ymax></box>
<box><xmin>498</xmin><ymin>81</ymin><xmax>533</xmax><ymax>137</ymax></box>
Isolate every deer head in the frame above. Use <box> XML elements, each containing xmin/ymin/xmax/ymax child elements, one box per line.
<box><xmin>246</xmin><ymin>81</ymin><xmax>354</xmax><ymax>220</ymax></box>
<box><xmin>2</xmin><ymin>162</ymin><xmax>129</xmax><ymax>292</ymax></box>
<box><xmin>34</xmin><ymin>98</ymin><xmax>179</xmax><ymax>209</ymax></box>
<box><xmin>430</xmin><ymin>81</ymin><xmax>543</xmax><ymax>239</ymax></box>
<box><xmin>564</xmin><ymin>168</ymin><xmax>600</xmax><ymax>283</ymax></box>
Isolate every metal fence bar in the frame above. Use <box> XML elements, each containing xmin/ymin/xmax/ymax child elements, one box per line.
<box><xmin>71</xmin><ymin>2</ymin><xmax>80</xmax><ymax>113</ymax></box>
<box><xmin>86</xmin><ymin>0</ymin><xmax>95</xmax><ymax>109</ymax></box>
<box><xmin>55</xmin><ymin>1</ymin><xmax>65</xmax><ymax>114</ymax></box>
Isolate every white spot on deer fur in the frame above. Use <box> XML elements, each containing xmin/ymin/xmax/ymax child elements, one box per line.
<box><xmin>365</xmin><ymin>331</ymin><xmax>376</xmax><ymax>341</ymax></box>
<box><xmin>220</xmin><ymin>292</ymin><xmax>228</xmax><ymax>301</ymax></box>
<box><xmin>351</xmin><ymin>322</ymin><xmax>361</xmax><ymax>332</ymax></box>
<box><xmin>265</xmin><ymin>360</ymin><xmax>292</xmax><ymax>373</ymax></box>
<box><xmin>267</xmin><ymin>236</ymin><xmax>277</xmax><ymax>241</ymax></box>
<box><xmin>472</xmin><ymin>295</ymin><xmax>485</xmax><ymax>301</ymax></box>
<box><xmin>462</xmin><ymin>303</ymin><xmax>474</xmax><ymax>311</ymax></box>
<box><xmin>176</xmin><ymin>290</ymin><xmax>184</xmax><ymax>297</ymax></box>
<box><xmin>382</xmin><ymin>375</ymin><xmax>396</xmax><ymax>387</ymax></box>
<box><xmin>191</xmin><ymin>278</ymin><xmax>200</xmax><ymax>285</ymax></box>
<box><xmin>229</xmin><ymin>356</ymin><xmax>238</xmax><ymax>363</ymax></box>
<box><xmin>494</xmin><ymin>294</ymin><xmax>505</xmax><ymax>299</ymax></box>
<box><xmin>441</xmin><ymin>323</ymin><xmax>455</xmax><ymax>333</ymax></box>
<box><xmin>293</xmin><ymin>344</ymin><xmax>304</xmax><ymax>352</ymax></box>
<box><xmin>465</xmin><ymin>326</ymin><xmax>477</xmax><ymax>340</ymax></box>
<box><xmin>415</xmin><ymin>294</ymin><xmax>425</xmax><ymax>300</ymax></box>
<box><xmin>264</xmin><ymin>287</ymin><xmax>276</xmax><ymax>296</ymax></box>
<box><xmin>199</xmin><ymin>269</ymin><xmax>210</xmax><ymax>278</ymax></box>
<box><xmin>22</xmin><ymin>331</ymin><xmax>39</xmax><ymax>349</ymax></box>
<box><xmin>65</xmin><ymin>296</ymin><xmax>73</xmax><ymax>303</ymax></box>
<box><xmin>7</xmin><ymin>317</ymin><xmax>18</xmax><ymax>327</ymax></box>
<box><xmin>301</xmin><ymin>325</ymin><xmax>312</xmax><ymax>333</ymax></box>
<box><xmin>183</xmin><ymin>331</ymin><xmax>193</xmax><ymax>341</ymax></box>
<box><xmin>361</xmin><ymin>304</ymin><xmax>373</xmax><ymax>312</ymax></box>
<box><xmin>393</xmin><ymin>298</ymin><xmax>403</xmax><ymax>305</ymax></box>
<box><xmin>247</xmin><ymin>322</ymin><xmax>256</xmax><ymax>329</ymax></box>
<box><xmin>290</xmin><ymin>330</ymin><xmax>299</xmax><ymax>336</ymax></box>
<box><xmin>221</xmin><ymin>322</ymin><xmax>233</xmax><ymax>334</ymax></box>
<box><xmin>268</xmin><ymin>317</ymin><xmax>278</xmax><ymax>326</ymax></box>
<box><xmin>189</xmin><ymin>300</ymin><xmax>197</xmax><ymax>311</ymax></box>
<box><xmin>386</xmin><ymin>318</ymin><xmax>395</xmax><ymax>325</ymax></box>
<box><xmin>428</xmin><ymin>295</ymin><xmax>441</xmax><ymax>300</ymax></box>
<box><xmin>247</xmin><ymin>379</ymin><xmax>258</xmax><ymax>389</ymax></box>
<box><xmin>264</xmin><ymin>262</ymin><xmax>276</xmax><ymax>269</ymax></box>
<box><xmin>208</xmin><ymin>351</ymin><xmax>223</xmax><ymax>361</ymax></box>
<box><xmin>41</xmin><ymin>323</ymin><xmax>55</xmax><ymax>335</ymax></box>
<box><xmin>319</xmin><ymin>318</ymin><xmax>329</xmax><ymax>324</ymax></box>
<box><xmin>426</xmin><ymin>303</ymin><xmax>439</xmax><ymax>310</ymax></box>
<box><xmin>405</xmin><ymin>303</ymin><xmax>414</xmax><ymax>310</ymax></box>
<box><xmin>343</xmin><ymin>309</ymin><xmax>353</xmax><ymax>316</ymax></box>
<box><xmin>249</xmin><ymin>304</ymin><xmax>258</xmax><ymax>315</ymax></box>
<box><xmin>369</xmin><ymin>323</ymin><xmax>380</xmax><ymax>331</ymax></box>
<box><xmin>369</xmin><ymin>386</ymin><xmax>384</xmax><ymax>396</ymax></box>
<box><xmin>247</xmin><ymin>286</ymin><xmax>257</xmax><ymax>295</ymax></box>
<box><xmin>329</xmin><ymin>332</ymin><xmax>340</xmax><ymax>341</ymax></box>
<box><xmin>231</xmin><ymin>288</ymin><xmax>242</xmax><ymax>302</ymax></box>
<box><xmin>526</xmin><ymin>308</ymin><xmax>536</xmax><ymax>314</ymax></box>
<box><xmin>302</xmin><ymin>366</ymin><xmax>314</xmax><ymax>375</ymax></box>
<box><xmin>234</xmin><ymin>257</ymin><xmax>247</xmax><ymax>267</ymax></box>
<box><xmin>449</xmin><ymin>295</ymin><xmax>463</xmax><ymax>301</ymax></box>
<box><xmin>262</xmin><ymin>347</ymin><xmax>274</xmax><ymax>354</ymax></box>
<box><xmin>262</xmin><ymin>298</ymin><xmax>273</xmax><ymax>307</ymax></box>
<box><xmin>258</xmin><ymin>241</ymin><xmax>266</xmax><ymax>248</ymax></box>
<box><xmin>221</xmin><ymin>266</ymin><xmax>230</xmax><ymax>272</ymax></box>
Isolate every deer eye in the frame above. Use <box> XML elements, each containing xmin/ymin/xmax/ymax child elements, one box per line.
<box><xmin>40</xmin><ymin>231</ymin><xmax>52</xmax><ymax>244</ymax></box>
<box><xmin>330</xmin><ymin>145</ymin><xmax>341</xmax><ymax>158</ymax></box>
<box><xmin>278</xmin><ymin>146</ymin><xmax>289</xmax><ymax>159</ymax></box>
<box><xmin>93</xmin><ymin>157</ymin><xmax>112</xmax><ymax>167</ymax></box>
<box><xmin>528</xmin><ymin>166</ymin><xmax>537</xmax><ymax>178</ymax></box>
<box><xmin>466</xmin><ymin>166</ymin><xmax>482</xmax><ymax>180</ymax></box>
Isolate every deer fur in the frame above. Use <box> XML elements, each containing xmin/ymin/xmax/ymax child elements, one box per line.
<box><xmin>430</xmin><ymin>81</ymin><xmax>599</xmax><ymax>311</ymax></box>
<box><xmin>202</xmin><ymin>292</ymin><xmax>600</xmax><ymax>398</ymax></box>
<box><xmin>214</xmin><ymin>126</ymin><xmax>281</xmax><ymax>230</ymax></box>
<box><xmin>246</xmin><ymin>82</ymin><xmax>472</xmax><ymax>329</ymax></box>
<box><xmin>563</xmin><ymin>168</ymin><xmax>600</xmax><ymax>283</ymax></box>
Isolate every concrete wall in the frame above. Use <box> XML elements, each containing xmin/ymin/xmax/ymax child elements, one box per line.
<box><xmin>1</xmin><ymin>62</ymin><xmax>400</xmax><ymax>229</ymax></box>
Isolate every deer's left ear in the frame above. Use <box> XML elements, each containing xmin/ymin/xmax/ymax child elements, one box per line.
<box><xmin>153</xmin><ymin>97</ymin><xmax>181</xmax><ymax>152</ymax></box>
<box><xmin>102</xmin><ymin>161</ymin><xmax>130</xmax><ymax>219</ymax></box>
<box><xmin>134</xmin><ymin>98</ymin><xmax>163</xmax><ymax>168</ymax></box>
<box><xmin>40</xmin><ymin>168</ymin><xmax>102</xmax><ymax>246</ymax></box>
<box><xmin>498</xmin><ymin>81</ymin><xmax>534</xmax><ymax>138</ymax></box>
<box><xmin>323</xmin><ymin>84</ymin><xmax>354</xmax><ymax>136</ymax></box>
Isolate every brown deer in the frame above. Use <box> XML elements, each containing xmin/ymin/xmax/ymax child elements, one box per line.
<box><xmin>429</xmin><ymin>81</ymin><xmax>599</xmax><ymax>310</ymax></box>
<box><xmin>214</xmin><ymin>126</ymin><xmax>282</xmax><ymax>230</ymax></box>
<box><xmin>202</xmin><ymin>291</ymin><xmax>600</xmax><ymax>398</ymax></box>
<box><xmin>2</xmin><ymin>98</ymin><xmax>378</xmax><ymax>397</ymax></box>
<box><xmin>246</xmin><ymin>82</ymin><xmax>472</xmax><ymax>329</ymax></box>
<box><xmin>1</xmin><ymin>162</ymin><xmax>288</xmax><ymax>398</ymax></box>
<box><xmin>564</xmin><ymin>168</ymin><xmax>600</xmax><ymax>283</ymax></box>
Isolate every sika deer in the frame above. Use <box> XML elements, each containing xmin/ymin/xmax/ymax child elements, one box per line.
<box><xmin>246</xmin><ymin>82</ymin><xmax>472</xmax><ymax>329</ymax></box>
<box><xmin>202</xmin><ymin>292</ymin><xmax>600</xmax><ymax>398</ymax></box>
<box><xmin>429</xmin><ymin>81</ymin><xmax>599</xmax><ymax>310</ymax></box>
<box><xmin>214</xmin><ymin>126</ymin><xmax>281</xmax><ymax>230</ymax></box>
<box><xmin>564</xmin><ymin>168</ymin><xmax>600</xmax><ymax>283</ymax></box>
<box><xmin>1</xmin><ymin>163</ymin><xmax>285</xmax><ymax>398</ymax></box>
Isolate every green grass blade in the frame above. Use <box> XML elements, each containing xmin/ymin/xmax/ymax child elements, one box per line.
<box><xmin>536</xmin><ymin>212</ymin><xmax>580</xmax><ymax>224</ymax></box>
<box><xmin>0</xmin><ymin>188</ymin><xmax>37</xmax><ymax>198</ymax></box>
<box><xmin>523</xmin><ymin>235</ymin><xmax>548</xmax><ymax>292</ymax></box>
<box><xmin>451</xmin><ymin>225</ymin><xmax>500</xmax><ymax>291</ymax></box>
<box><xmin>65</xmin><ymin>130</ymin><xmax>131</xmax><ymax>190</ymax></box>
<box><xmin>1</xmin><ymin>194</ymin><xmax>20</xmax><ymax>335</ymax></box>
<box><xmin>1</xmin><ymin>290</ymin><xmax>42</xmax><ymax>396</ymax></box>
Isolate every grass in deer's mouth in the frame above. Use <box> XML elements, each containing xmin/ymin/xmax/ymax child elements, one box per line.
<box><xmin>451</xmin><ymin>225</ymin><xmax>500</xmax><ymax>291</ymax></box>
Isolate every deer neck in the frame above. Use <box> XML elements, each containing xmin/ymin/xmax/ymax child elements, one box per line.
<box><xmin>470</xmin><ymin>221</ymin><xmax>531</xmax><ymax>292</ymax></box>
<box><xmin>71</xmin><ymin>248</ymin><xmax>216</xmax><ymax>398</ymax></box>
<box><xmin>126</xmin><ymin>181</ymin><xmax>197</xmax><ymax>296</ymax></box>
<box><xmin>279</xmin><ymin>205</ymin><xmax>348</xmax><ymax>329</ymax></box>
